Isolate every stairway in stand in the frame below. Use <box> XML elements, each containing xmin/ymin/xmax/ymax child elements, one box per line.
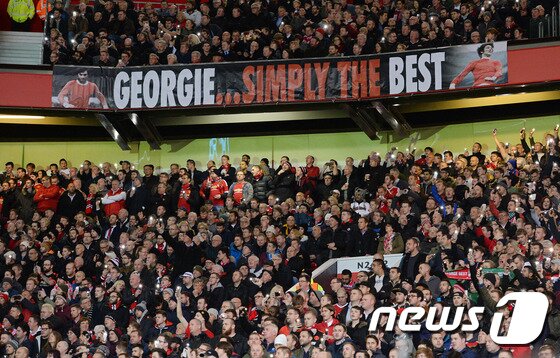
<box><xmin>0</xmin><ymin>31</ymin><xmax>44</xmax><ymax>65</ymax></box>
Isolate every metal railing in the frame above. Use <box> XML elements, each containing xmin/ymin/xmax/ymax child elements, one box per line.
<box><xmin>553</xmin><ymin>7</ymin><xmax>558</xmax><ymax>36</ymax></box>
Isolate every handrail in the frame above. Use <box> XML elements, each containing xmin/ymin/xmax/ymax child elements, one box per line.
<box><xmin>559</xmin><ymin>0</ymin><xmax>560</xmax><ymax>35</ymax></box>
<box><xmin>539</xmin><ymin>21</ymin><xmax>544</xmax><ymax>38</ymax></box>
<box><xmin>41</xmin><ymin>10</ymin><xmax>48</xmax><ymax>65</ymax></box>
<box><xmin>546</xmin><ymin>14</ymin><xmax>551</xmax><ymax>37</ymax></box>
<box><xmin>553</xmin><ymin>7</ymin><xmax>558</xmax><ymax>36</ymax></box>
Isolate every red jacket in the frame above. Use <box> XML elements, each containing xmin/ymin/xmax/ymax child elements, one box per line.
<box><xmin>177</xmin><ymin>183</ymin><xmax>192</xmax><ymax>213</ymax></box>
<box><xmin>200</xmin><ymin>177</ymin><xmax>228</xmax><ymax>207</ymax></box>
<box><xmin>102</xmin><ymin>188</ymin><xmax>126</xmax><ymax>216</ymax></box>
<box><xmin>304</xmin><ymin>165</ymin><xmax>320</xmax><ymax>188</ymax></box>
<box><xmin>33</xmin><ymin>184</ymin><xmax>61</xmax><ymax>212</ymax></box>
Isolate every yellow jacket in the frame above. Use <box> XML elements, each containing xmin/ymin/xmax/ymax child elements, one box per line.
<box><xmin>7</xmin><ymin>0</ymin><xmax>35</xmax><ymax>23</ymax></box>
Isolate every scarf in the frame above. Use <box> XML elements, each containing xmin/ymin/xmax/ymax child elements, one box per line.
<box><xmin>108</xmin><ymin>299</ymin><xmax>122</xmax><ymax>311</ymax></box>
<box><xmin>85</xmin><ymin>193</ymin><xmax>94</xmax><ymax>215</ymax></box>
<box><xmin>384</xmin><ymin>233</ymin><xmax>394</xmax><ymax>253</ymax></box>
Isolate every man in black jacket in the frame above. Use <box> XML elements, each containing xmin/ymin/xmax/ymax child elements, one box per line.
<box><xmin>103</xmin><ymin>292</ymin><xmax>129</xmax><ymax>330</ymax></box>
<box><xmin>142</xmin><ymin>164</ymin><xmax>159</xmax><ymax>193</ymax></box>
<box><xmin>338</xmin><ymin>165</ymin><xmax>360</xmax><ymax>202</ymax></box>
<box><xmin>216</xmin><ymin>155</ymin><xmax>236</xmax><ymax>186</ymax></box>
<box><xmin>251</xmin><ymin>165</ymin><xmax>271</xmax><ymax>202</ymax></box>
<box><xmin>186</xmin><ymin>159</ymin><xmax>206</xmax><ymax>189</ymax></box>
<box><xmin>57</xmin><ymin>183</ymin><xmax>86</xmax><ymax>221</ymax></box>
<box><xmin>368</xmin><ymin>259</ymin><xmax>392</xmax><ymax>302</ymax></box>
<box><xmin>224</xmin><ymin>271</ymin><xmax>248</xmax><ymax>305</ymax></box>
<box><xmin>159</xmin><ymin>223</ymin><xmax>202</xmax><ymax>282</ymax></box>
<box><xmin>185</xmin><ymin>318</ymin><xmax>211</xmax><ymax>350</ymax></box>
<box><xmin>215</xmin><ymin>318</ymin><xmax>248</xmax><ymax>356</ymax></box>
<box><xmin>318</xmin><ymin>216</ymin><xmax>347</xmax><ymax>263</ymax></box>
<box><xmin>348</xmin><ymin>217</ymin><xmax>378</xmax><ymax>256</ymax></box>
<box><xmin>126</xmin><ymin>177</ymin><xmax>148</xmax><ymax>216</ymax></box>
<box><xmin>314</xmin><ymin>174</ymin><xmax>337</xmax><ymax>202</ymax></box>
<box><xmin>400</xmin><ymin>237</ymin><xmax>427</xmax><ymax>282</ymax></box>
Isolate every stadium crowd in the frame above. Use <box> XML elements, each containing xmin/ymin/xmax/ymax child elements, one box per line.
<box><xmin>37</xmin><ymin>0</ymin><xmax>556</xmax><ymax>66</ymax></box>
<box><xmin>0</xmin><ymin>126</ymin><xmax>559</xmax><ymax>358</ymax></box>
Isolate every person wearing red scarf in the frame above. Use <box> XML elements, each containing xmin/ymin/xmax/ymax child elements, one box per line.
<box><xmin>105</xmin><ymin>292</ymin><xmax>128</xmax><ymax>330</ymax></box>
<box><xmin>85</xmin><ymin>189</ymin><xmax>97</xmax><ymax>215</ymax></box>
<box><xmin>154</xmin><ymin>235</ymin><xmax>167</xmax><ymax>254</ymax></box>
<box><xmin>217</xmin><ymin>155</ymin><xmax>236</xmax><ymax>185</ymax></box>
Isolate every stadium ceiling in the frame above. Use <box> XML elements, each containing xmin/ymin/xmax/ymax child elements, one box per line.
<box><xmin>0</xmin><ymin>81</ymin><xmax>559</xmax><ymax>146</ymax></box>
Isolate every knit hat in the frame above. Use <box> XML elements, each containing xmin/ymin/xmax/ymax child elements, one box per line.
<box><xmin>483</xmin><ymin>273</ymin><xmax>497</xmax><ymax>286</ymax></box>
<box><xmin>207</xmin><ymin>308</ymin><xmax>219</xmax><ymax>319</ymax></box>
<box><xmin>105</xmin><ymin>315</ymin><xmax>116</xmax><ymax>322</ymax></box>
<box><xmin>2</xmin><ymin>278</ymin><xmax>13</xmax><ymax>286</ymax></box>
<box><xmin>3</xmin><ymin>251</ymin><xmax>16</xmax><ymax>260</ymax></box>
<box><xmin>401</xmin><ymin>278</ymin><xmax>414</xmax><ymax>286</ymax></box>
<box><xmin>163</xmin><ymin>288</ymin><xmax>174</xmax><ymax>297</ymax></box>
<box><xmin>135</xmin><ymin>302</ymin><xmax>147</xmax><ymax>313</ymax></box>
<box><xmin>6</xmin><ymin>339</ymin><xmax>18</xmax><ymax>350</ymax></box>
<box><xmin>392</xmin><ymin>287</ymin><xmax>407</xmax><ymax>296</ymax></box>
<box><xmin>453</xmin><ymin>284</ymin><xmax>465</xmax><ymax>294</ymax></box>
<box><xmin>331</xmin><ymin>215</ymin><xmax>342</xmax><ymax>225</ymax></box>
<box><xmin>69</xmin><ymin>327</ymin><xmax>81</xmax><ymax>337</ymax></box>
<box><xmin>5</xmin><ymin>316</ymin><xmax>16</xmax><ymax>326</ymax></box>
<box><xmin>96</xmin><ymin>345</ymin><xmax>110</xmax><ymax>357</ymax></box>
<box><xmin>274</xmin><ymin>334</ymin><xmax>288</xmax><ymax>347</ymax></box>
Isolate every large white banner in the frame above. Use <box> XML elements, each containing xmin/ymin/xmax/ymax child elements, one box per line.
<box><xmin>336</xmin><ymin>254</ymin><xmax>404</xmax><ymax>273</ymax></box>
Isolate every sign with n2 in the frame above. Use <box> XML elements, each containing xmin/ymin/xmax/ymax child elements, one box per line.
<box><xmin>337</xmin><ymin>254</ymin><xmax>403</xmax><ymax>274</ymax></box>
